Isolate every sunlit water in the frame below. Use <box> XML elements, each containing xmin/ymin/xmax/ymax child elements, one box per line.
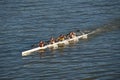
<box><xmin>0</xmin><ymin>0</ymin><xmax>120</xmax><ymax>80</ymax></box>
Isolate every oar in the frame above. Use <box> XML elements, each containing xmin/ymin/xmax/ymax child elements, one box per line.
<box><xmin>31</xmin><ymin>44</ymin><xmax>39</xmax><ymax>48</ymax></box>
<box><xmin>75</xmin><ymin>29</ymin><xmax>85</xmax><ymax>36</ymax></box>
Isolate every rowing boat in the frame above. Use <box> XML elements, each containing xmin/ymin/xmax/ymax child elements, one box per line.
<box><xmin>22</xmin><ymin>33</ymin><xmax>88</xmax><ymax>56</ymax></box>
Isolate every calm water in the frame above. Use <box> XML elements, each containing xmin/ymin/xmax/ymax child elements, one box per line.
<box><xmin>0</xmin><ymin>0</ymin><xmax>120</xmax><ymax>80</ymax></box>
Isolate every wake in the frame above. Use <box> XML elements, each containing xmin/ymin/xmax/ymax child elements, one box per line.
<box><xmin>83</xmin><ymin>19</ymin><xmax>120</xmax><ymax>37</ymax></box>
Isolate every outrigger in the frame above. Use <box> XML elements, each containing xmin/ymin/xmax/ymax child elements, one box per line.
<box><xmin>22</xmin><ymin>32</ymin><xmax>88</xmax><ymax>56</ymax></box>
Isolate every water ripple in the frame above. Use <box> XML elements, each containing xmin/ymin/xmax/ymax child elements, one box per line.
<box><xmin>0</xmin><ymin>0</ymin><xmax>120</xmax><ymax>80</ymax></box>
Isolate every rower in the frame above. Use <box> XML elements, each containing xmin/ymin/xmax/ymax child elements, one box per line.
<box><xmin>39</xmin><ymin>41</ymin><xmax>44</xmax><ymax>47</ymax></box>
<box><xmin>69</xmin><ymin>32</ymin><xmax>76</xmax><ymax>38</ymax></box>
<box><xmin>49</xmin><ymin>37</ymin><xmax>56</xmax><ymax>44</ymax></box>
<box><xmin>57</xmin><ymin>34</ymin><xmax>65</xmax><ymax>41</ymax></box>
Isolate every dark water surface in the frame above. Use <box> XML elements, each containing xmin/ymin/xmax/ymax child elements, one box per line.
<box><xmin>0</xmin><ymin>0</ymin><xmax>120</xmax><ymax>80</ymax></box>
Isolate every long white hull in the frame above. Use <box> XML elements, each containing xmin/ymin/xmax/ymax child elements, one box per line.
<box><xmin>22</xmin><ymin>34</ymin><xmax>88</xmax><ymax>56</ymax></box>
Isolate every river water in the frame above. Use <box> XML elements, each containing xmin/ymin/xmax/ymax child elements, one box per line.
<box><xmin>0</xmin><ymin>0</ymin><xmax>120</xmax><ymax>80</ymax></box>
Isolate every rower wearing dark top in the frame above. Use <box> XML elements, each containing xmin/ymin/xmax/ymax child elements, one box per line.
<box><xmin>49</xmin><ymin>37</ymin><xmax>56</xmax><ymax>44</ymax></box>
<box><xmin>39</xmin><ymin>41</ymin><xmax>45</xmax><ymax>47</ymax></box>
